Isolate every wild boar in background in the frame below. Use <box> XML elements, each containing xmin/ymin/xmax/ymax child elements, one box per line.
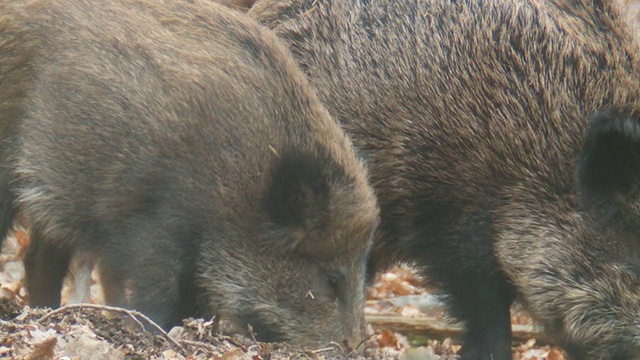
<box><xmin>250</xmin><ymin>0</ymin><xmax>640</xmax><ymax>358</ymax></box>
<box><xmin>0</xmin><ymin>0</ymin><xmax>380</xmax><ymax>346</ymax></box>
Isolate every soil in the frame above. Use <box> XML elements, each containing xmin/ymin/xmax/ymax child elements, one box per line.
<box><xmin>0</xmin><ymin>298</ymin><xmax>388</xmax><ymax>360</ymax></box>
<box><xmin>0</xmin><ymin>233</ymin><xmax>407</xmax><ymax>360</ymax></box>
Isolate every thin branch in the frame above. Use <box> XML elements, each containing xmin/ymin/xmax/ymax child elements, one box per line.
<box><xmin>38</xmin><ymin>303</ymin><xmax>187</xmax><ymax>355</ymax></box>
<box><xmin>349</xmin><ymin>330</ymin><xmax>378</xmax><ymax>356</ymax></box>
<box><xmin>366</xmin><ymin>314</ymin><xmax>547</xmax><ymax>344</ymax></box>
<box><xmin>326</xmin><ymin>341</ymin><xmax>345</xmax><ymax>354</ymax></box>
<box><xmin>310</xmin><ymin>347</ymin><xmax>338</xmax><ymax>354</ymax></box>
<box><xmin>180</xmin><ymin>339</ymin><xmax>219</xmax><ymax>353</ymax></box>
<box><xmin>247</xmin><ymin>323</ymin><xmax>259</xmax><ymax>344</ymax></box>
<box><xmin>222</xmin><ymin>335</ymin><xmax>248</xmax><ymax>352</ymax></box>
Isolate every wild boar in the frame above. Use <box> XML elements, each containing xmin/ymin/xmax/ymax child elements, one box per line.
<box><xmin>0</xmin><ymin>0</ymin><xmax>379</xmax><ymax>346</ymax></box>
<box><xmin>250</xmin><ymin>0</ymin><xmax>640</xmax><ymax>358</ymax></box>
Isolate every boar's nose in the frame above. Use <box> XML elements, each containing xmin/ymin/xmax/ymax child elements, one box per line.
<box><xmin>341</xmin><ymin>312</ymin><xmax>366</xmax><ymax>351</ymax></box>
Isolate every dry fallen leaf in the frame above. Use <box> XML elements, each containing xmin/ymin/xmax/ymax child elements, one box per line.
<box><xmin>27</xmin><ymin>336</ymin><xmax>56</xmax><ymax>360</ymax></box>
<box><xmin>12</xmin><ymin>229</ymin><xmax>30</xmax><ymax>259</ymax></box>
<box><xmin>377</xmin><ymin>329</ymin><xmax>400</xmax><ymax>350</ymax></box>
<box><xmin>0</xmin><ymin>346</ymin><xmax>11</xmax><ymax>356</ymax></box>
<box><xmin>547</xmin><ymin>348</ymin><xmax>567</xmax><ymax>360</ymax></box>
<box><xmin>397</xmin><ymin>304</ymin><xmax>424</xmax><ymax>318</ymax></box>
<box><xmin>221</xmin><ymin>348</ymin><xmax>245</xmax><ymax>360</ymax></box>
<box><xmin>161</xmin><ymin>349</ymin><xmax>185</xmax><ymax>360</ymax></box>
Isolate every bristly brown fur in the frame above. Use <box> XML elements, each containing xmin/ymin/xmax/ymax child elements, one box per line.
<box><xmin>250</xmin><ymin>0</ymin><xmax>640</xmax><ymax>358</ymax></box>
<box><xmin>0</xmin><ymin>0</ymin><xmax>379</xmax><ymax>346</ymax></box>
<box><xmin>211</xmin><ymin>0</ymin><xmax>256</xmax><ymax>12</ymax></box>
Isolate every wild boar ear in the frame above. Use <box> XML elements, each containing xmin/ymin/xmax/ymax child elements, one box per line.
<box><xmin>263</xmin><ymin>151</ymin><xmax>337</xmax><ymax>250</ymax></box>
<box><xmin>578</xmin><ymin>105</ymin><xmax>640</xmax><ymax>222</ymax></box>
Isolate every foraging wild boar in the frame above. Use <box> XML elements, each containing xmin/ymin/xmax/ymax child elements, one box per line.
<box><xmin>0</xmin><ymin>0</ymin><xmax>379</xmax><ymax>346</ymax></box>
<box><xmin>250</xmin><ymin>0</ymin><xmax>640</xmax><ymax>358</ymax></box>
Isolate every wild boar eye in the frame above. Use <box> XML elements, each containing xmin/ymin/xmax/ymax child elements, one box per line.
<box><xmin>324</xmin><ymin>271</ymin><xmax>345</xmax><ymax>300</ymax></box>
<box><xmin>321</xmin><ymin>275</ymin><xmax>337</xmax><ymax>301</ymax></box>
<box><xmin>328</xmin><ymin>273</ymin><xmax>339</xmax><ymax>289</ymax></box>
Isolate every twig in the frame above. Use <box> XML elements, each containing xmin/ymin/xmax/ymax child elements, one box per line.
<box><xmin>180</xmin><ymin>339</ymin><xmax>219</xmax><ymax>353</ymax></box>
<box><xmin>349</xmin><ymin>330</ymin><xmax>378</xmax><ymax>356</ymax></box>
<box><xmin>326</xmin><ymin>341</ymin><xmax>344</xmax><ymax>353</ymax></box>
<box><xmin>310</xmin><ymin>347</ymin><xmax>338</xmax><ymax>354</ymax></box>
<box><xmin>38</xmin><ymin>303</ymin><xmax>187</xmax><ymax>355</ymax></box>
<box><xmin>307</xmin><ymin>342</ymin><xmax>345</xmax><ymax>359</ymax></box>
<box><xmin>39</xmin><ymin>303</ymin><xmax>143</xmax><ymax>331</ymax></box>
<box><xmin>301</xmin><ymin>0</ymin><xmax>318</xmax><ymax>16</ymax></box>
<box><xmin>366</xmin><ymin>314</ymin><xmax>547</xmax><ymax>344</ymax></box>
<box><xmin>221</xmin><ymin>335</ymin><xmax>248</xmax><ymax>352</ymax></box>
<box><xmin>247</xmin><ymin>323</ymin><xmax>259</xmax><ymax>344</ymax></box>
<box><xmin>246</xmin><ymin>324</ymin><xmax>273</xmax><ymax>359</ymax></box>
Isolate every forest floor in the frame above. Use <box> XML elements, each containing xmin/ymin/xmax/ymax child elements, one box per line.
<box><xmin>0</xmin><ymin>1</ymin><xmax>637</xmax><ymax>359</ymax></box>
<box><xmin>0</xmin><ymin>229</ymin><xmax>568</xmax><ymax>359</ymax></box>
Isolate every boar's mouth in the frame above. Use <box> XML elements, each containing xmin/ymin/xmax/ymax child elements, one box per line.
<box><xmin>241</xmin><ymin>310</ymin><xmax>288</xmax><ymax>343</ymax></box>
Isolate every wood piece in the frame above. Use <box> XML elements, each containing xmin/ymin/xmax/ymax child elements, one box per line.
<box><xmin>366</xmin><ymin>314</ymin><xmax>549</xmax><ymax>345</ymax></box>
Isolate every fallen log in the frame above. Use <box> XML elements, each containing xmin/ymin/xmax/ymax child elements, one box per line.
<box><xmin>366</xmin><ymin>314</ymin><xmax>548</xmax><ymax>345</ymax></box>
